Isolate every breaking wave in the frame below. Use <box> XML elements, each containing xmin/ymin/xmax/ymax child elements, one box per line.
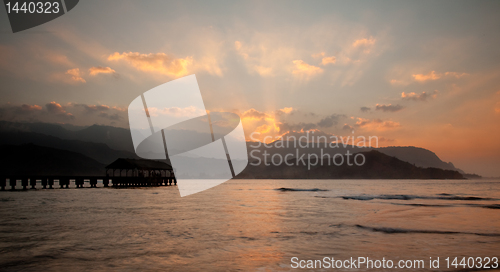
<box><xmin>390</xmin><ymin>203</ymin><xmax>500</xmax><ymax>209</ymax></box>
<box><xmin>275</xmin><ymin>188</ymin><xmax>329</xmax><ymax>192</ymax></box>
<box><xmin>355</xmin><ymin>225</ymin><xmax>500</xmax><ymax>237</ymax></box>
<box><xmin>340</xmin><ymin>194</ymin><xmax>497</xmax><ymax>201</ymax></box>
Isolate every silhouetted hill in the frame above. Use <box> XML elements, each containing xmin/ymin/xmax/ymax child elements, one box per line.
<box><xmin>0</xmin><ymin>130</ymin><xmax>137</xmax><ymax>164</ymax></box>
<box><xmin>245</xmin><ymin>141</ymin><xmax>466</xmax><ymax>174</ymax></box>
<box><xmin>0</xmin><ymin>144</ymin><xmax>105</xmax><ymax>176</ymax></box>
<box><xmin>74</xmin><ymin>124</ymin><xmax>135</xmax><ymax>153</ymax></box>
<box><xmin>0</xmin><ymin>121</ymin><xmax>134</xmax><ymax>152</ymax></box>
<box><xmin>376</xmin><ymin>146</ymin><xmax>463</xmax><ymax>173</ymax></box>
<box><xmin>0</xmin><ymin>121</ymin><xmax>472</xmax><ymax>177</ymax></box>
<box><xmin>236</xmin><ymin>150</ymin><xmax>464</xmax><ymax>179</ymax></box>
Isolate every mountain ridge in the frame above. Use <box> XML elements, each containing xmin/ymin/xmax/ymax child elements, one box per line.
<box><xmin>0</xmin><ymin>121</ymin><xmax>474</xmax><ymax>176</ymax></box>
<box><xmin>0</xmin><ymin>144</ymin><xmax>105</xmax><ymax>176</ymax></box>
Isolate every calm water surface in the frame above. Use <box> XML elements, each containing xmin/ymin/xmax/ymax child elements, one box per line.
<box><xmin>0</xmin><ymin>179</ymin><xmax>499</xmax><ymax>271</ymax></box>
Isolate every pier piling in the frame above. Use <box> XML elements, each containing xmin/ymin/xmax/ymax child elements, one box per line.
<box><xmin>1</xmin><ymin>175</ymin><xmax>176</xmax><ymax>191</ymax></box>
<box><xmin>21</xmin><ymin>178</ymin><xmax>28</xmax><ymax>190</ymax></box>
<box><xmin>30</xmin><ymin>178</ymin><xmax>36</xmax><ymax>189</ymax></box>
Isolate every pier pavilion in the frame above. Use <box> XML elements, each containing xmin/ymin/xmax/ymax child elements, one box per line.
<box><xmin>105</xmin><ymin>158</ymin><xmax>176</xmax><ymax>187</ymax></box>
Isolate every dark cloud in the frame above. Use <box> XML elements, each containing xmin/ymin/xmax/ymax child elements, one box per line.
<box><xmin>74</xmin><ymin>103</ymin><xmax>111</xmax><ymax>112</ymax></box>
<box><xmin>98</xmin><ymin>112</ymin><xmax>121</xmax><ymax>121</ymax></box>
<box><xmin>342</xmin><ymin>124</ymin><xmax>354</xmax><ymax>130</ymax></box>
<box><xmin>317</xmin><ymin>114</ymin><xmax>344</xmax><ymax>128</ymax></box>
<box><xmin>0</xmin><ymin>103</ymin><xmax>43</xmax><ymax>122</ymax></box>
<box><xmin>360</xmin><ymin>106</ymin><xmax>371</xmax><ymax>112</ymax></box>
<box><xmin>45</xmin><ymin>102</ymin><xmax>74</xmax><ymax>119</ymax></box>
<box><xmin>401</xmin><ymin>90</ymin><xmax>438</xmax><ymax>101</ymax></box>
<box><xmin>0</xmin><ymin>102</ymin><xmax>128</xmax><ymax>126</ymax></box>
<box><xmin>375</xmin><ymin>104</ymin><xmax>404</xmax><ymax>112</ymax></box>
<box><xmin>278</xmin><ymin>121</ymin><xmax>317</xmax><ymax>132</ymax></box>
<box><xmin>277</xmin><ymin>113</ymin><xmax>345</xmax><ymax>133</ymax></box>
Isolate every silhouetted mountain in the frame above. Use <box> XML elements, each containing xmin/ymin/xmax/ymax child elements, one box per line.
<box><xmin>245</xmin><ymin>141</ymin><xmax>466</xmax><ymax>174</ymax></box>
<box><xmin>0</xmin><ymin>121</ymin><xmax>135</xmax><ymax>152</ymax></box>
<box><xmin>376</xmin><ymin>146</ymin><xmax>463</xmax><ymax>173</ymax></box>
<box><xmin>0</xmin><ymin>144</ymin><xmax>105</xmax><ymax>176</ymax></box>
<box><xmin>73</xmin><ymin>124</ymin><xmax>135</xmax><ymax>153</ymax></box>
<box><xmin>463</xmin><ymin>173</ymin><xmax>482</xmax><ymax>179</ymax></box>
<box><xmin>236</xmin><ymin>150</ymin><xmax>464</xmax><ymax>179</ymax></box>
<box><xmin>0</xmin><ymin>130</ymin><xmax>137</xmax><ymax>164</ymax></box>
<box><xmin>0</xmin><ymin>121</ymin><xmax>471</xmax><ymax>176</ymax></box>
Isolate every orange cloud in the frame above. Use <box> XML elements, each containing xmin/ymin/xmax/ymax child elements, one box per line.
<box><xmin>412</xmin><ymin>71</ymin><xmax>468</xmax><ymax>82</ymax></box>
<box><xmin>321</xmin><ymin>56</ymin><xmax>336</xmax><ymax>65</ymax></box>
<box><xmin>112</xmin><ymin>106</ymin><xmax>126</xmax><ymax>112</ymax></box>
<box><xmin>20</xmin><ymin>104</ymin><xmax>42</xmax><ymax>111</ymax></box>
<box><xmin>292</xmin><ymin>60</ymin><xmax>323</xmax><ymax>79</ymax></box>
<box><xmin>277</xmin><ymin>107</ymin><xmax>294</xmax><ymax>114</ymax></box>
<box><xmin>255</xmin><ymin>124</ymin><xmax>272</xmax><ymax>134</ymax></box>
<box><xmin>147</xmin><ymin>106</ymin><xmax>206</xmax><ymax>118</ymax></box>
<box><xmin>352</xmin><ymin>37</ymin><xmax>376</xmax><ymax>47</ymax></box>
<box><xmin>234</xmin><ymin>41</ymin><xmax>241</xmax><ymax>50</ymax></box>
<box><xmin>89</xmin><ymin>66</ymin><xmax>116</xmax><ymax>76</ymax></box>
<box><xmin>412</xmin><ymin>71</ymin><xmax>441</xmax><ymax>82</ymax></box>
<box><xmin>46</xmin><ymin>101</ymin><xmax>74</xmax><ymax>119</ymax></box>
<box><xmin>355</xmin><ymin>117</ymin><xmax>400</xmax><ymax>131</ymax></box>
<box><xmin>351</xmin><ymin>37</ymin><xmax>376</xmax><ymax>54</ymax></box>
<box><xmin>444</xmin><ymin>72</ymin><xmax>469</xmax><ymax>78</ymax></box>
<box><xmin>75</xmin><ymin>104</ymin><xmax>111</xmax><ymax>112</ymax></box>
<box><xmin>65</xmin><ymin>68</ymin><xmax>86</xmax><ymax>83</ymax></box>
<box><xmin>234</xmin><ymin>40</ymin><xmax>250</xmax><ymax>60</ymax></box>
<box><xmin>234</xmin><ymin>41</ymin><xmax>244</xmax><ymax>54</ymax></box>
<box><xmin>241</xmin><ymin>108</ymin><xmax>272</xmax><ymax>121</ymax></box>
<box><xmin>239</xmin><ymin>108</ymin><xmax>292</xmax><ymax>141</ymax></box>
<box><xmin>108</xmin><ymin>52</ymin><xmax>192</xmax><ymax>77</ymax></box>
<box><xmin>312</xmin><ymin>52</ymin><xmax>336</xmax><ymax>65</ymax></box>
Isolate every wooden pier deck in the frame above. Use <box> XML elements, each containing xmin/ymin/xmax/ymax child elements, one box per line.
<box><xmin>0</xmin><ymin>176</ymin><xmax>177</xmax><ymax>190</ymax></box>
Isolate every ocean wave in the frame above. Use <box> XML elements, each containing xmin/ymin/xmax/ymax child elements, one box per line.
<box><xmin>390</xmin><ymin>203</ymin><xmax>454</xmax><ymax>207</ymax></box>
<box><xmin>275</xmin><ymin>187</ymin><xmax>329</xmax><ymax>192</ymax></box>
<box><xmin>340</xmin><ymin>194</ymin><xmax>497</xmax><ymax>201</ymax></box>
<box><xmin>390</xmin><ymin>203</ymin><xmax>500</xmax><ymax>209</ymax></box>
<box><xmin>355</xmin><ymin>224</ymin><xmax>500</xmax><ymax>237</ymax></box>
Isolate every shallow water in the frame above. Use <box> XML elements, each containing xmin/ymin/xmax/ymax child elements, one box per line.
<box><xmin>0</xmin><ymin>179</ymin><xmax>499</xmax><ymax>271</ymax></box>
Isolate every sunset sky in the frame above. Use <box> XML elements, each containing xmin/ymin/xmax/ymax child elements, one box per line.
<box><xmin>0</xmin><ymin>0</ymin><xmax>499</xmax><ymax>176</ymax></box>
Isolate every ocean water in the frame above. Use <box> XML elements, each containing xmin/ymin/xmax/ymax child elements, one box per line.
<box><xmin>0</xmin><ymin>179</ymin><xmax>499</xmax><ymax>271</ymax></box>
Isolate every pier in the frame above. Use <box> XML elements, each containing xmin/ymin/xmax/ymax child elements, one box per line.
<box><xmin>0</xmin><ymin>158</ymin><xmax>177</xmax><ymax>190</ymax></box>
<box><xmin>0</xmin><ymin>175</ymin><xmax>177</xmax><ymax>190</ymax></box>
